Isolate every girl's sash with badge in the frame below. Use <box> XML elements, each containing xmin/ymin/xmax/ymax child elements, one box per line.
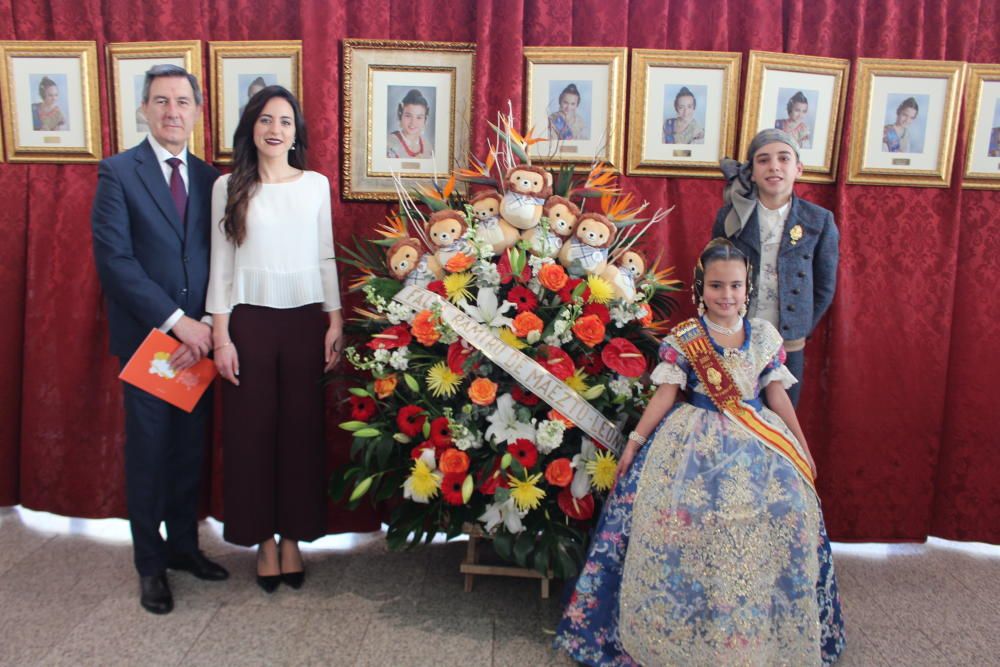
<box><xmin>672</xmin><ymin>318</ymin><xmax>816</xmax><ymax>491</ymax></box>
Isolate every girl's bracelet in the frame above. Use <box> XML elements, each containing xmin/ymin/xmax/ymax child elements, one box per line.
<box><xmin>627</xmin><ymin>431</ymin><xmax>647</xmax><ymax>447</ymax></box>
<box><xmin>213</xmin><ymin>341</ymin><xmax>233</xmax><ymax>351</ymax></box>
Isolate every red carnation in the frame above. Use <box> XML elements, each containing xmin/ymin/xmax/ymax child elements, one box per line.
<box><xmin>447</xmin><ymin>341</ymin><xmax>478</xmax><ymax>375</ymax></box>
<box><xmin>577</xmin><ymin>351</ymin><xmax>606</xmax><ymax>376</ymax></box>
<box><xmin>511</xmin><ymin>384</ymin><xmax>540</xmax><ymax>406</ymax></box>
<box><xmin>507</xmin><ymin>285</ymin><xmax>539</xmax><ymax>313</ymax></box>
<box><xmin>497</xmin><ymin>251</ymin><xmax>531</xmax><ymax>285</ymax></box>
<box><xmin>507</xmin><ymin>439</ymin><xmax>539</xmax><ymax>469</ymax></box>
<box><xmin>429</xmin><ymin>416</ymin><xmax>453</xmax><ymax>448</ymax></box>
<box><xmin>349</xmin><ymin>395</ymin><xmax>377</xmax><ymax>422</ymax></box>
<box><xmin>582</xmin><ymin>302</ymin><xmax>611</xmax><ymax>325</ymax></box>
<box><xmin>366</xmin><ymin>323</ymin><xmax>412</xmax><ymax>350</ymax></box>
<box><xmin>426</xmin><ymin>280</ymin><xmax>447</xmax><ymax>298</ymax></box>
<box><xmin>397</xmin><ymin>405</ymin><xmax>426</xmax><ymax>437</ymax></box>
<box><xmin>441</xmin><ymin>473</ymin><xmax>467</xmax><ymax>505</ymax></box>
<box><xmin>558</xmin><ymin>488</ymin><xmax>595</xmax><ymax>520</ymax></box>
<box><xmin>601</xmin><ymin>338</ymin><xmax>647</xmax><ymax>378</ymax></box>
<box><xmin>478</xmin><ymin>458</ymin><xmax>510</xmax><ymax>495</ymax></box>
<box><xmin>537</xmin><ymin>345</ymin><xmax>575</xmax><ymax>381</ymax></box>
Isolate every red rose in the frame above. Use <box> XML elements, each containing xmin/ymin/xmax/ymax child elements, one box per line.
<box><xmin>582</xmin><ymin>302</ymin><xmax>611</xmax><ymax>325</ymax></box>
<box><xmin>545</xmin><ymin>458</ymin><xmax>573</xmax><ymax>487</ymax></box>
<box><xmin>558</xmin><ymin>488</ymin><xmax>595</xmax><ymax>520</ymax></box>
<box><xmin>507</xmin><ymin>439</ymin><xmax>538</xmax><ymax>469</ymax></box>
<box><xmin>507</xmin><ymin>285</ymin><xmax>539</xmax><ymax>313</ymax></box>
<box><xmin>572</xmin><ymin>314</ymin><xmax>606</xmax><ymax>348</ymax></box>
<box><xmin>429</xmin><ymin>416</ymin><xmax>453</xmax><ymax>448</ymax></box>
<box><xmin>537</xmin><ymin>345</ymin><xmax>575</xmax><ymax>381</ymax></box>
<box><xmin>349</xmin><ymin>395</ymin><xmax>377</xmax><ymax>422</ymax></box>
<box><xmin>441</xmin><ymin>473</ymin><xmax>467</xmax><ymax>505</ymax></box>
<box><xmin>366</xmin><ymin>323</ymin><xmax>412</xmax><ymax>350</ymax></box>
<box><xmin>511</xmin><ymin>384</ymin><xmax>540</xmax><ymax>406</ymax></box>
<box><xmin>397</xmin><ymin>405</ymin><xmax>426</xmax><ymax>437</ymax></box>
<box><xmin>601</xmin><ymin>338</ymin><xmax>647</xmax><ymax>378</ymax></box>
<box><xmin>439</xmin><ymin>448</ymin><xmax>470</xmax><ymax>475</ymax></box>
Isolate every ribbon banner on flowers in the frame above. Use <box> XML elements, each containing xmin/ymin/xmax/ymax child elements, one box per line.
<box><xmin>394</xmin><ymin>285</ymin><xmax>627</xmax><ymax>456</ymax></box>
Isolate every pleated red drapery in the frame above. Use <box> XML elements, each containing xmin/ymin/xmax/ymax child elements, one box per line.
<box><xmin>0</xmin><ymin>0</ymin><xmax>996</xmax><ymax>542</ymax></box>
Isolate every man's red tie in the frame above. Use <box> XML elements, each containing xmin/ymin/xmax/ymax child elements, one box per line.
<box><xmin>166</xmin><ymin>157</ymin><xmax>187</xmax><ymax>227</ymax></box>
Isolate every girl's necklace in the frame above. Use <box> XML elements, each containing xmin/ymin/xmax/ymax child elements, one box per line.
<box><xmin>704</xmin><ymin>315</ymin><xmax>742</xmax><ymax>336</ymax></box>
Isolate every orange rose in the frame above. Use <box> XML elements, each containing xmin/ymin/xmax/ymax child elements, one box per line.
<box><xmin>572</xmin><ymin>314</ymin><xmax>606</xmax><ymax>347</ymax></box>
<box><xmin>439</xmin><ymin>448</ymin><xmax>470</xmax><ymax>475</ymax></box>
<box><xmin>639</xmin><ymin>303</ymin><xmax>653</xmax><ymax>327</ymax></box>
<box><xmin>373</xmin><ymin>374</ymin><xmax>398</xmax><ymax>398</ymax></box>
<box><xmin>512</xmin><ymin>311</ymin><xmax>544</xmax><ymax>338</ymax></box>
<box><xmin>545</xmin><ymin>458</ymin><xmax>573</xmax><ymax>487</ymax></box>
<box><xmin>468</xmin><ymin>377</ymin><xmax>498</xmax><ymax>406</ymax></box>
<box><xmin>547</xmin><ymin>409</ymin><xmax>574</xmax><ymax>428</ymax></box>
<box><xmin>445</xmin><ymin>252</ymin><xmax>476</xmax><ymax>273</ymax></box>
<box><xmin>411</xmin><ymin>310</ymin><xmax>441</xmax><ymax>346</ymax></box>
<box><xmin>538</xmin><ymin>263</ymin><xmax>568</xmax><ymax>292</ymax></box>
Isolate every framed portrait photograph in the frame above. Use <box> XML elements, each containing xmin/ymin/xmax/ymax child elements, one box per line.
<box><xmin>0</xmin><ymin>41</ymin><xmax>102</xmax><ymax>163</ymax></box>
<box><xmin>107</xmin><ymin>41</ymin><xmax>204</xmax><ymax>157</ymax></box>
<box><xmin>522</xmin><ymin>46</ymin><xmax>627</xmax><ymax>169</ymax></box>
<box><xmin>208</xmin><ymin>40</ymin><xmax>302</xmax><ymax>164</ymax></box>
<box><xmin>961</xmin><ymin>63</ymin><xmax>1000</xmax><ymax>190</ymax></box>
<box><xmin>626</xmin><ymin>50</ymin><xmax>741</xmax><ymax>178</ymax></box>
<box><xmin>342</xmin><ymin>39</ymin><xmax>475</xmax><ymax>201</ymax></box>
<box><xmin>740</xmin><ymin>51</ymin><xmax>850</xmax><ymax>184</ymax></box>
<box><xmin>847</xmin><ymin>58</ymin><xmax>966</xmax><ymax>187</ymax></box>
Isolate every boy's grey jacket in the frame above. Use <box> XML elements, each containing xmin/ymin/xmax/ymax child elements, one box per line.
<box><xmin>713</xmin><ymin>196</ymin><xmax>839</xmax><ymax>342</ymax></box>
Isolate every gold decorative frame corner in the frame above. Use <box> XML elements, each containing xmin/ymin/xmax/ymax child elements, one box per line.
<box><xmin>961</xmin><ymin>63</ymin><xmax>1000</xmax><ymax>191</ymax></box>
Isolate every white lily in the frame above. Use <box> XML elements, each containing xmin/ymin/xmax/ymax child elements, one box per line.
<box><xmin>461</xmin><ymin>287</ymin><xmax>516</xmax><ymax>330</ymax></box>
<box><xmin>570</xmin><ymin>437</ymin><xmax>597</xmax><ymax>498</ymax></box>
<box><xmin>479</xmin><ymin>497</ymin><xmax>526</xmax><ymax>534</ymax></box>
<box><xmin>484</xmin><ymin>393</ymin><xmax>536</xmax><ymax>445</ymax></box>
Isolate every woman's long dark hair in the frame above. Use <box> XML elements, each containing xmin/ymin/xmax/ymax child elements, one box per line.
<box><xmin>222</xmin><ymin>85</ymin><xmax>308</xmax><ymax>246</ymax></box>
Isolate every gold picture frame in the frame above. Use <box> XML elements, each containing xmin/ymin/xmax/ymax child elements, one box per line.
<box><xmin>847</xmin><ymin>58</ymin><xmax>966</xmax><ymax>187</ymax></box>
<box><xmin>522</xmin><ymin>46</ymin><xmax>628</xmax><ymax>169</ymax></box>
<box><xmin>208</xmin><ymin>40</ymin><xmax>303</xmax><ymax>164</ymax></box>
<box><xmin>626</xmin><ymin>49</ymin><xmax>741</xmax><ymax>178</ymax></box>
<box><xmin>106</xmin><ymin>41</ymin><xmax>204</xmax><ymax>158</ymax></box>
<box><xmin>0</xmin><ymin>40</ymin><xmax>102</xmax><ymax>163</ymax></box>
<box><xmin>342</xmin><ymin>39</ymin><xmax>475</xmax><ymax>201</ymax></box>
<box><xmin>739</xmin><ymin>51</ymin><xmax>850</xmax><ymax>184</ymax></box>
<box><xmin>961</xmin><ymin>63</ymin><xmax>1000</xmax><ymax>190</ymax></box>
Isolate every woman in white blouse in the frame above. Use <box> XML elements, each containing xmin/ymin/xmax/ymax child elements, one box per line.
<box><xmin>207</xmin><ymin>85</ymin><xmax>342</xmax><ymax>592</ymax></box>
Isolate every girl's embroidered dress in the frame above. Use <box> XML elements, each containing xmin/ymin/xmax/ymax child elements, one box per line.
<box><xmin>554</xmin><ymin>317</ymin><xmax>844</xmax><ymax>666</ymax></box>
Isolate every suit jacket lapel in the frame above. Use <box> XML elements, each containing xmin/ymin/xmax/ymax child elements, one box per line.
<box><xmin>134</xmin><ymin>139</ymin><xmax>184</xmax><ymax>241</ymax></box>
<box><xmin>741</xmin><ymin>208</ymin><xmax>762</xmax><ymax>267</ymax></box>
<box><xmin>185</xmin><ymin>158</ymin><xmax>204</xmax><ymax>244</ymax></box>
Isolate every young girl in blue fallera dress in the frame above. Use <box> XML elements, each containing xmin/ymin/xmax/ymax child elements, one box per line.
<box><xmin>554</xmin><ymin>239</ymin><xmax>844</xmax><ymax>666</ymax></box>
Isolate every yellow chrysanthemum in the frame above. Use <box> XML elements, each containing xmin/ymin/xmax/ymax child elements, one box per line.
<box><xmin>443</xmin><ymin>272</ymin><xmax>474</xmax><ymax>304</ymax></box>
<box><xmin>426</xmin><ymin>362</ymin><xmax>463</xmax><ymax>397</ymax></box>
<box><xmin>403</xmin><ymin>457</ymin><xmax>442</xmax><ymax>503</ymax></box>
<box><xmin>586</xmin><ymin>275</ymin><xmax>614</xmax><ymax>304</ymax></box>
<box><xmin>508</xmin><ymin>472</ymin><xmax>546</xmax><ymax>511</ymax></box>
<box><xmin>586</xmin><ymin>450</ymin><xmax>618</xmax><ymax>492</ymax></box>
<box><xmin>564</xmin><ymin>368</ymin><xmax>590</xmax><ymax>394</ymax></box>
<box><xmin>497</xmin><ymin>328</ymin><xmax>528</xmax><ymax>350</ymax></box>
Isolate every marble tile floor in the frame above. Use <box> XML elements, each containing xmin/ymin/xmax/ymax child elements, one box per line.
<box><xmin>1</xmin><ymin>506</ymin><xmax>997</xmax><ymax>666</ymax></box>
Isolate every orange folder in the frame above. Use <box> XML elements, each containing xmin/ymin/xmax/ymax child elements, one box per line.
<box><xmin>118</xmin><ymin>329</ymin><xmax>217</xmax><ymax>412</ymax></box>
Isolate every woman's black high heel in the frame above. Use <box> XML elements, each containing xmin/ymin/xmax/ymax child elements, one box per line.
<box><xmin>281</xmin><ymin>570</ymin><xmax>305</xmax><ymax>589</ymax></box>
<box><xmin>256</xmin><ymin>573</ymin><xmax>281</xmax><ymax>593</ymax></box>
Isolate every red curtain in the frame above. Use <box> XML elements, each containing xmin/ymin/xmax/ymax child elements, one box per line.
<box><xmin>0</xmin><ymin>0</ymin><xmax>997</xmax><ymax>542</ymax></box>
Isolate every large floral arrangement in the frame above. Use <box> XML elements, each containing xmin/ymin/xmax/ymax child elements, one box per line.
<box><xmin>330</xmin><ymin>116</ymin><xmax>682</xmax><ymax>578</ymax></box>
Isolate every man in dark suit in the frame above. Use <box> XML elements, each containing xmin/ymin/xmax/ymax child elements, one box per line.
<box><xmin>714</xmin><ymin>129</ymin><xmax>839</xmax><ymax>406</ymax></box>
<box><xmin>91</xmin><ymin>65</ymin><xmax>228</xmax><ymax>615</ymax></box>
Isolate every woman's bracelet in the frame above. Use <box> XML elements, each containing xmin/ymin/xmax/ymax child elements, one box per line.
<box><xmin>213</xmin><ymin>341</ymin><xmax>233</xmax><ymax>351</ymax></box>
<box><xmin>627</xmin><ymin>431</ymin><xmax>647</xmax><ymax>447</ymax></box>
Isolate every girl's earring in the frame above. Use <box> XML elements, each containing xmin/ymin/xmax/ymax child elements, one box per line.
<box><xmin>738</xmin><ymin>302</ymin><xmax>747</xmax><ymax>318</ymax></box>
<box><xmin>697</xmin><ymin>300</ymin><xmax>706</xmax><ymax>317</ymax></box>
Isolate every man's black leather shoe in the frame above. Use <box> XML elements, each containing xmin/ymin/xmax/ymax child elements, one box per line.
<box><xmin>167</xmin><ymin>551</ymin><xmax>230</xmax><ymax>581</ymax></box>
<box><xmin>139</xmin><ymin>574</ymin><xmax>173</xmax><ymax>615</ymax></box>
